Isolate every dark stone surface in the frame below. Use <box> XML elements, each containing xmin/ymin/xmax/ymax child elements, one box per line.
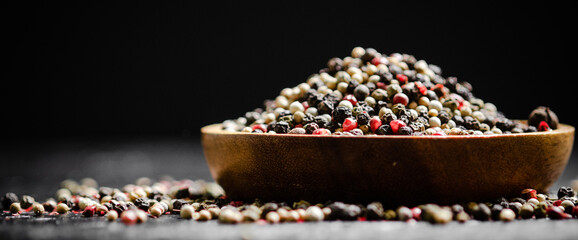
<box><xmin>0</xmin><ymin>137</ymin><xmax>576</xmax><ymax>239</ymax></box>
<box><xmin>1</xmin><ymin>213</ymin><xmax>578</xmax><ymax>240</ymax></box>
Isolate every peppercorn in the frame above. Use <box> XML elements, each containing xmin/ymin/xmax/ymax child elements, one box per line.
<box><xmin>180</xmin><ymin>205</ymin><xmax>195</xmax><ymax>219</ymax></box>
<box><xmin>396</xmin><ymin>206</ymin><xmax>413</xmax><ymax>221</ymax></box>
<box><xmin>219</xmin><ymin>208</ymin><xmax>243</xmax><ymax>224</ymax></box>
<box><xmin>56</xmin><ymin>203</ymin><xmax>70</xmax><ymax>214</ymax></box>
<box><xmin>560</xmin><ymin>200</ymin><xmax>575</xmax><ymax>214</ymax></box>
<box><xmin>273</xmin><ymin>121</ymin><xmax>290</xmax><ymax>134</ymax></box>
<box><xmin>528</xmin><ymin>106</ymin><xmax>558</xmax><ymax>130</ymax></box>
<box><xmin>499</xmin><ymin>208</ymin><xmax>516</xmax><ymax>221</ymax></box>
<box><xmin>519</xmin><ymin>203</ymin><xmax>534</xmax><ymax>219</ymax></box>
<box><xmin>9</xmin><ymin>202</ymin><xmax>21</xmax><ymax>214</ymax></box>
<box><xmin>1</xmin><ymin>192</ymin><xmax>19</xmax><ymax>210</ymax></box>
<box><xmin>327</xmin><ymin>202</ymin><xmax>361</xmax><ymax>221</ymax></box>
<box><xmin>558</xmin><ymin>187</ymin><xmax>575</xmax><ymax>199</ymax></box>
<box><xmin>376</xmin><ymin>125</ymin><xmax>392</xmax><ymax>135</ymax></box>
<box><xmin>471</xmin><ymin>203</ymin><xmax>491</xmax><ymax>221</ymax></box>
<box><xmin>106</xmin><ymin>210</ymin><xmax>119</xmax><ymax>221</ymax></box>
<box><xmin>197</xmin><ymin>209</ymin><xmax>212</xmax><ymax>221</ymax></box>
<box><xmin>83</xmin><ymin>205</ymin><xmax>97</xmax><ymax>217</ymax></box>
<box><xmin>42</xmin><ymin>199</ymin><xmax>56</xmax><ymax>213</ymax></box>
<box><xmin>546</xmin><ymin>206</ymin><xmax>566</xmax><ymax>220</ymax></box>
<box><xmin>20</xmin><ymin>195</ymin><xmax>35</xmax><ymax>209</ymax></box>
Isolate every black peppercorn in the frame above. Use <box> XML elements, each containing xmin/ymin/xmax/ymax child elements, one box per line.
<box><xmin>557</xmin><ymin>187</ymin><xmax>575</xmax><ymax>199</ymax></box>
<box><xmin>376</xmin><ymin>125</ymin><xmax>392</xmax><ymax>135</ymax></box>
<box><xmin>528</xmin><ymin>106</ymin><xmax>559</xmax><ymax>130</ymax></box>
<box><xmin>260</xmin><ymin>202</ymin><xmax>279</xmax><ymax>219</ymax></box>
<box><xmin>356</xmin><ymin>112</ymin><xmax>371</xmax><ymax>125</ymax></box>
<box><xmin>333</xmin><ymin>106</ymin><xmax>352</xmax><ymax>124</ymax></box>
<box><xmin>472</xmin><ymin>203</ymin><xmax>491</xmax><ymax>221</ymax></box>
<box><xmin>398</xmin><ymin>126</ymin><xmax>413</xmax><ymax>135</ymax></box>
<box><xmin>366</xmin><ymin>202</ymin><xmax>384</xmax><ymax>220</ymax></box>
<box><xmin>304</xmin><ymin>122</ymin><xmax>320</xmax><ymax>134</ymax></box>
<box><xmin>438</xmin><ymin>111</ymin><xmax>450</xmax><ymax>124</ymax></box>
<box><xmin>175</xmin><ymin>188</ymin><xmax>190</xmax><ymax>199</ymax></box>
<box><xmin>327</xmin><ymin>202</ymin><xmax>361</xmax><ymax>221</ymax></box>
<box><xmin>1</xmin><ymin>192</ymin><xmax>19</xmax><ymax>210</ymax></box>
<box><xmin>353</xmin><ymin>85</ymin><xmax>370</xmax><ymax>101</ymax></box>
<box><xmin>327</xmin><ymin>57</ymin><xmax>343</xmax><ymax>73</ymax></box>
<box><xmin>274</xmin><ymin>121</ymin><xmax>290</xmax><ymax>134</ymax></box>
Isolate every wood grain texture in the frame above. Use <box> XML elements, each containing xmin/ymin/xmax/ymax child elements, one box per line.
<box><xmin>201</xmin><ymin>123</ymin><xmax>574</xmax><ymax>206</ymax></box>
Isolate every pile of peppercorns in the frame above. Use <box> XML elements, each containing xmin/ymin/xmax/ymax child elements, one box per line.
<box><xmin>2</xmin><ymin>178</ymin><xmax>577</xmax><ymax>225</ymax></box>
<box><xmin>223</xmin><ymin>47</ymin><xmax>559</xmax><ymax>136</ymax></box>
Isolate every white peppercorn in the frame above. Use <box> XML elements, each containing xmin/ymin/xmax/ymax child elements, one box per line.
<box><xmin>106</xmin><ymin>210</ymin><xmax>119</xmax><ymax>221</ymax></box>
<box><xmin>304</xmin><ymin>206</ymin><xmax>324</xmax><ymax>222</ymax></box>
<box><xmin>180</xmin><ymin>205</ymin><xmax>195</xmax><ymax>219</ymax></box>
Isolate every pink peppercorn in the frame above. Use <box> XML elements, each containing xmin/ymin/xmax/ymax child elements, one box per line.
<box><xmin>342</xmin><ymin>118</ymin><xmax>358</xmax><ymax>132</ymax></box>
<box><xmin>82</xmin><ymin>205</ymin><xmax>96</xmax><ymax>217</ymax></box>
<box><xmin>252</xmin><ymin>124</ymin><xmax>267</xmax><ymax>132</ymax></box>
<box><xmin>393</xmin><ymin>93</ymin><xmax>409</xmax><ymax>106</ymax></box>
<box><xmin>389</xmin><ymin>120</ymin><xmax>406</xmax><ymax>134</ymax></box>
<box><xmin>343</xmin><ymin>94</ymin><xmax>358</xmax><ymax>106</ymax></box>
<box><xmin>121</xmin><ymin>210</ymin><xmax>138</xmax><ymax>225</ymax></box>
<box><xmin>538</xmin><ymin>121</ymin><xmax>550</xmax><ymax>131</ymax></box>
<box><xmin>396</xmin><ymin>74</ymin><xmax>408</xmax><ymax>84</ymax></box>
<box><xmin>369</xmin><ymin>117</ymin><xmax>382</xmax><ymax>133</ymax></box>
<box><xmin>312</xmin><ymin>128</ymin><xmax>331</xmax><ymax>135</ymax></box>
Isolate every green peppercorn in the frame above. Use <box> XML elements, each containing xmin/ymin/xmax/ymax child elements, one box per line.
<box><xmin>519</xmin><ymin>203</ymin><xmax>534</xmax><ymax>219</ymax></box>
<box><xmin>56</xmin><ymin>203</ymin><xmax>70</xmax><ymax>214</ymax></box>
<box><xmin>32</xmin><ymin>203</ymin><xmax>45</xmax><ymax>216</ymax></box>
<box><xmin>9</xmin><ymin>202</ymin><xmax>21</xmax><ymax>214</ymax></box>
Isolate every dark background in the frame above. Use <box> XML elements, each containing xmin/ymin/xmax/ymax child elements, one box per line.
<box><xmin>2</xmin><ymin>2</ymin><xmax>577</xmax><ymax>138</ymax></box>
<box><xmin>0</xmin><ymin>2</ymin><xmax>576</xmax><ymax>199</ymax></box>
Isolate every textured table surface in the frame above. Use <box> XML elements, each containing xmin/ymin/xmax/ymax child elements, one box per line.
<box><xmin>0</xmin><ymin>137</ymin><xmax>576</xmax><ymax>240</ymax></box>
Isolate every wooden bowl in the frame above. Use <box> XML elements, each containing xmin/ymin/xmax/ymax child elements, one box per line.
<box><xmin>201</xmin><ymin>122</ymin><xmax>574</xmax><ymax>206</ymax></box>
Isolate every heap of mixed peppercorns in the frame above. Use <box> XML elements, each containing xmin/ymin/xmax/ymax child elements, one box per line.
<box><xmin>223</xmin><ymin>47</ymin><xmax>559</xmax><ymax>135</ymax></box>
<box><xmin>2</xmin><ymin>178</ymin><xmax>577</xmax><ymax>225</ymax></box>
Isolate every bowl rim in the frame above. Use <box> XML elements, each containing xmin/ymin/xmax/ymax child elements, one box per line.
<box><xmin>201</xmin><ymin>121</ymin><xmax>575</xmax><ymax>140</ymax></box>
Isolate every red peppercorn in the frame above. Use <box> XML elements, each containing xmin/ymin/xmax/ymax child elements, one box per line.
<box><xmin>312</xmin><ymin>128</ymin><xmax>331</xmax><ymax>135</ymax></box>
<box><xmin>121</xmin><ymin>210</ymin><xmax>138</xmax><ymax>225</ymax></box>
<box><xmin>433</xmin><ymin>131</ymin><xmax>446</xmax><ymax>136</ymax></box>
<box><xmin>538</xmin><ymin>121</ymin><xmax>550</xmax><ymax>131</ymax></box>
<box><xmin>546</xmin><ymin>206</ymin><xmax>565</xmax><ymax>220</ymax></box>
<box><xmin>396</xmin><ymin>74</ymin><xmax>408</xmax><ymax>84</ymax></box>
<box><xmin>252</xmin><ymin>124</ymin><xmax>267</xmax><ymax>132</ymax></box>
<box><xmin>393</xmin><ymin>93</ymin><xmax>409</xmax><ymax>106</ymax></box>
<box><xmin>415</xmin><ymin>82</ymin><xmax>428</xmax><ymax>95</ymax></box>
<box><xmin>371</xmin><ymin>56</ymin><xmax>387</xmax><ymax>66</ymax></box>
<box><xmin>572</xmin><ymin>206</ymin><xmax>578</xmax><ymax>218</ymax></box>
<box><xmin>553</xmin><ymin>200</ymin><xmax>562</xmax><ymax>206</ymax></box>
<box><xmin>83</xmin><ymin>205</ymin><xmax>96</xmax><ymax>217</ymax></box>
<box><xmin>369</xmin><ymin>117</ymin><xmax>382</xmax><ymax>133</ymax></box>
<box><xmin>376</xmin><ymin>82</ymin><xmax>387</xmax><ymax>90</ymax></box>
<box><xmin>342</xmin><ymin>118</ymin><xmax>358</xmax><ymax>131</ymax></box>
<box><xmin>411</xmin><ymin>207</ymin><xmax>422</xmax><ymax>221</ymax></box>
<box><xmin>343</xmin><ymin>94</ymin><xmax>358</xmax><ymax>106</ymax></box>
<box><xmin>521</xmin><ymin>188</ymin><xmax>537</xmax><ymax>200</ymax></box>
<box><xmin>301</xmin><ymin>101</ymin><xmax>309</xmax><ymax>111</ymax></box>
<box><xmin>389</xmin><ymin>120</ymin><xmax>406</xmax><ymax>134</ymax></box>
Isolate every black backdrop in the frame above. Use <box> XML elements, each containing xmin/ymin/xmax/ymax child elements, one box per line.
<box><xmin>2</xmin><ymin>2</ymin><xmax>577</xmax><ymax>139</ymax></box>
